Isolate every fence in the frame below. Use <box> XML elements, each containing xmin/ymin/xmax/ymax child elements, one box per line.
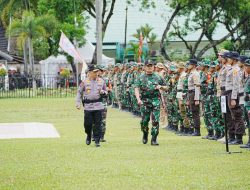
<box><xmin>0</xmin><ymin>75</ymin><xmax>78</xmax><ymax>98</ymax></box>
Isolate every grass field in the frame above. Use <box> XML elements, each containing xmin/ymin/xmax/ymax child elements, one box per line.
<box><xmin>0</xmin><ymin>98</ymin><xmax>250</xmax><ymax>190</ymax></box>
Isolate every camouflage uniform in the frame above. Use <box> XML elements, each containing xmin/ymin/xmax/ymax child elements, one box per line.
<box><xmin>135</xmin><ymin>72</ymin><xmax>166</xmax><ymax>138</ymax></box>
<box><xmin>205</xmin><ymin>61</ymin><xmax>224</xmax><ymax>140</ymax></box>
<box><xmin>242</xmin><ymin>58</ymin><xmax>250</xmax><ymax>149</ymax></box>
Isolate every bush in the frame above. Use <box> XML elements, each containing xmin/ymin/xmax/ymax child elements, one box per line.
<box><xmin>60</xmin><ymin>68</ymin><xmax>70</xmax><ymax>78</ymax></box>
<box><xmin>0</xmin><ymin>68</ymin><xmax>7</xmax><ymax>76</ymax></box>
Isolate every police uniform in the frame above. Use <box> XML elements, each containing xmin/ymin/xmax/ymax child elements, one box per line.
<box><xmin>187</xmin><ymin>59</ymin><xmax>201</xmax><ymax>136</ymax></box>
<box><xmin>76</xmin><ymin>65</ymin><xmax>107</xmax><ymax>147</ymax></box>
<box><xmin>176</xmin><ymin>62</ymin><xmax>190</xmax><ymax>134</ymax></box>
<box><xmin>225</xmin><ymin>52</ymin><xmax>245</xmax><ymax>144</ymax></box>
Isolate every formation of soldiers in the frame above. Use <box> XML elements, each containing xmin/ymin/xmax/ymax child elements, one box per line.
<box><xmin>93</xmin><ymin>49</ymin><xmax>250</xmax><ymax>149</ymax></box>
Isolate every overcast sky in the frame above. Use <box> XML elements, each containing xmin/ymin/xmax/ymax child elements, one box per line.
<box><xmin>85</xmin><ymin>0</ymin><xmax>228</xmax><ymax>43</ymax></box>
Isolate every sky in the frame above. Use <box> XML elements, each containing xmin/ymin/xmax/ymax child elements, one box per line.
<box><xmin>85</xmin><ymin>0</ymin><xmax>228</xmax><ymax>43</ymax></box>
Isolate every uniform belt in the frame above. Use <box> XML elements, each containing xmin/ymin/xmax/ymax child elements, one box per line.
<box><xmin>84</xmin><ymin>98</ymin><xmax>102</xmax><ymax>103</ymax></box>
<box><xmin>188</xmin><ymin>90</ymin><xmax>195</xmax><ymax>93</ymax></box>
<box><xmin>224</xmin><ymin>90</ymin><xmax>232</xmax><ymax>94</ymax></box>
<box><xmin>177</xmin><ymin>90</ymin><xmax>182</xmax><ymax>92</ymax></box>
<box><xmin>239</xmin><ymin>92</ymin><xmax>244</xmax><ymax>96</ymax></box>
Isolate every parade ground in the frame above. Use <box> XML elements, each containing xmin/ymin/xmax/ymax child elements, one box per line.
<box><xmin>0</xmin><ymin>98</ymin><xmax>250</xmax><ymax>190</ymax></box>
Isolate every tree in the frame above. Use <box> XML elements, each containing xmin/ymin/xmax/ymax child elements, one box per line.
<box><xmin>131</xmin><ymin>0</ymin><xmax>193</xmax><ymax>60</ymax></box>
<box><xmin>0</xmin><ymin>0</ymin><xmax>39</xmax><ymax>75</ymax></box>
<box><xmin>8</xmin><ymin>11</ymin><xmax>56</xmax><ymax>78</ymax></box>
<box><xmin>131</xmin><ymin>24</ymin><xmax>157</xmax><ymax>58</ymax></box>
<box><xmin>168</xmin><ymin>0</ymin><xmax>250</xmax><ymax>59</ymax></box>
<box><xmin>0</xmin><ymin>0</ymin><xmax>38</xmax><ymax>27</ymax></box>
<box><xmin>37</xmin><ymin>0</ymin><xmax>87</xmax><ymax>76</ymax></box>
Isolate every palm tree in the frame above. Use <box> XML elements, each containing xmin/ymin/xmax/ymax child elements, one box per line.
<box><xmin>8</xmin><ymin>11</ymin><xmax>56</xmax><ymax>86</ymax></box>
<box><xmin>0</xmin><ymin>0</ymin><xmax>37</xmax><ymax>27</ymax></box>
<box><xmin>132</xmin><ymin>24</ymin><xmax>157</xmax><ymax>58</ymax></box>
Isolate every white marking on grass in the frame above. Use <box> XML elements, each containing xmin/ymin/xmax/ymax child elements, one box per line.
<box><xmin>0</xmin><ymin>123</ymin><xmax>60</xmax><ymax>139</ymax></box>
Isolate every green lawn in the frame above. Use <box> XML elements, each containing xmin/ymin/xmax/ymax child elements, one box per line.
<box><xmin>0</xmin><ymin>98</ymin><xmax>250</xmax><ymax>190</ymax></box>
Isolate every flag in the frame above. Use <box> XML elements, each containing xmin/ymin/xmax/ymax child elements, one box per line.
<box><xmin>59</xmin><ymin>31</ymin><xmax>82</xmax><ymax>62</ymax></box>
<box><xmin>59</xmin><ymin>31</ymin><xmax>88</xmax><ymax>73</ymax></box>
<box><xmin>138</xmin><ymin>32</ymin><xmax>143</xmax><ymax>63</ymax></box>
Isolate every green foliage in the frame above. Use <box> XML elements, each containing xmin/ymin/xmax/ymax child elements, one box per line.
<box><xmin>37</xmin><ymin>0</ymin><xmax>87</xmax><ymax>55</ymax></box>
<box><xmin>33</xmin><ymin>38</ymin><xmax>50</xmax><ymax>60</ymax></box>
<box><xmin>0</xmin><ymin>68</ymin><xmax>7</xmax><ymax>76</ymax></box>
<box><xmin>219</xmin><ymin>40</ymin><xmax>234</xmax><ymax>51</ymax></box>
<box><xmin>60</xmin><ymin>68</ymin><xmax>70</xmax><ymax>78</ymax></box>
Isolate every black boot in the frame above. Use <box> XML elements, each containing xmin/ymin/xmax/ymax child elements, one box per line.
<box><xmin>188</xmin><ymin>128</ymin><xmax>194</xmax><ymax>135</ymax></box>
<box><xmin>151</xmin><ymin>136</ymin><xmax>159</xmax><ymax>146</ymax></box>
<box><xmin>173</xmin><ymin>125</ymin><xmax>178</xmax><ymax>133</ymax></box>
<box><xmin>209</xmin><ymin>131</ymin><xmax>221</xmax><ymax>140</ymax></box>
<box><xmin>177</xmin><ymin>125</ymin><xmax>184</xmax><ymax>135</ymax></box>
<box><xmin>86</xmin><ymin>135</ymin><xmax>91</xmax><ymax>145</ymax></box>
<box><xmin>192</xmin><ymin>128</ymin><xmax>201</xmax><ymax>136</ymax></box>
<box><xmin>202</xmin><ymin>130</ymin><xmax>213</xmax><ymax>139</ymax></box>
<box><xmin>95</xmin><ymin>139</ymin><xmax>101</xmax><ymax>147</ymax></box>
<box><xmin>142</xmin><ymin>132</ymin><xmax>148</xmax><ymax>144</ymax></box>
<box><xmin>100</xmin><ymin>133</ymin><xmax>106</xmax><ymax>142</ymax></box>
<box><xmin>183</xmin><ymin>128</ymin><xmax>190</xmax><ymax>136</ymax></box>
<box><xmin>229</xmin><ymin>134</ymin><xmax>243</xmax><ymax>145</ymax></box>
<box><xmin>228</xmin><ymin>133</ymin><xmax>236</xmax><ymax>143</ymax></box>
<box><xmin>218</xmin><ymin>130</ymin><xmax>225</xmax><ymax>139</ymax></box>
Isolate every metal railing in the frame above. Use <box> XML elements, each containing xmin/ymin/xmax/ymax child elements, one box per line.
<box><xmin>0</xmin><ymin>75</ymin><xmax>78</xmax><ymax>98</ymax></box>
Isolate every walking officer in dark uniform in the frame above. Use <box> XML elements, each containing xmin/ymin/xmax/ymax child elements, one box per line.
<box><xmin>76</xmin><ymin>65</ymin><xmax>107</xmax><ymax>147</ymax></box>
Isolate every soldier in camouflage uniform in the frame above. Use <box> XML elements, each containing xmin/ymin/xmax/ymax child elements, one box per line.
<box><xmin>205</xmin><ymin>61</ymin><xmax>225</xmax><ymax>140</ymax></box>
<box><xmin>120</xmin><ymin>63</ymin><xmax>130</xmax><ymax>111</ymax></box>
<box><xmin>167</xmin><ymin>65</ymin><xmax>182</xmax><ymax>132</ymax></box>
<box><xmin>135</xmin><ymin>60</ymin><xmax>167</xmax><ymax>146</ymax></box>
<box><xmin>129</xmin><ymin>64</ymin><xmax>140</xmax><ymax>116</ymax></box>
<box><xmin>113</xmin><ymin>64</ymin><xmax>122</xmax><ymax>109</ymax></box>
<box><xmin>96</xmin><ymin>66</ymin><xmax>109</xmax><ymax>142</ymax></box>
<box><xmin>200</xmin><ymin>59</ymin><xmax>210</xmax><ymax>133</ymax></box>
<box><xmin>165</xmin><ymin>65</ymin><xmax>176</xmax><ymax>130</ymax></box>
<box><xmin>241</xmin><ymin>59</ymin><xmax>250</xmax><ymax>150</ymax></box>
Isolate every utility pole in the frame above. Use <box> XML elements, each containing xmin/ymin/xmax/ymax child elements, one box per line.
<box><xmin>95</xmin><ymin>0</ymin><xmax>103</xmax><ymax>65</ymax></box>
<box><xmin>123</xmin><ymin>6</ymin><xmax>128</xmax><ymax>63</ymax></box>
<box><xmin>124</xmin><ymin>6</ymin><xmax>128</xmax><ymax>50</ymax></box>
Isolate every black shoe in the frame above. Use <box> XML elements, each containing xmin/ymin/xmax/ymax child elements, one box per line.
<box><xmin>86</xmin><ymin>135</ymin><xmax>91</xmax><ymax>145</ymax></box>
<box><xmin>100</xmin><ymin>138</ymin><xmax>106</xmax><ymax>142</ymax></box>
<box><xmin>229</xmin><ymin>139</ymin><xmax>243</xmax><ymax>145</ymax></box>
<box><xmin>95</xmin><ymin>139</ymin><xmax>101</xmax><ymax>147</ymax></box>
<box><xmin>151</xmin><ymin>136</ymin><xmax>159</xmax><ymax>146</ymax></box>
<box><xmin>142</xmin><ymin>132</ymin><xmax>148</xmax><ymax>144</ymax></box>
<box><xmin>230</xmin><ymin>134</ymin><xmax>243</xmax><ymax>145</ymax></box>
<box><xmin>240</xmin><ymin>143</ymin><xmax>250</xmax><ymax>148</ymax></box>
<box><xmin>192</xmin><ymin>128</ymin><xmax>201</xmax><ymax>136</ymax></box>
<box><xmin>189</xmin><ymin>128</ymin><xmax>194</xmax><ymax>135</ymax></box>
<box><xmin>202</xmin><ymin>130</ymin><xmax>213</xmax><ymax>139</ymax></box>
